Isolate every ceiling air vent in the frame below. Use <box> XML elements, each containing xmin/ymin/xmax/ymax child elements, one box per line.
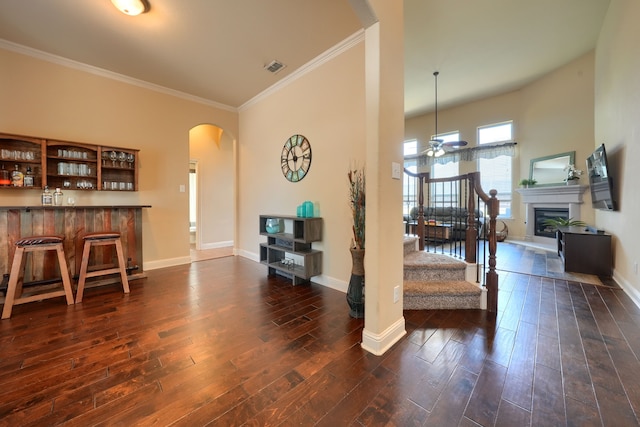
<box><xmin>264</xmin><ymin>60</ymin><xmax>285</xmax><ymax>74</ymax></box>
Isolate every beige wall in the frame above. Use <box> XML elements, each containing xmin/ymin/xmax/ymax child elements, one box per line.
<box><xmin>0</xmin><ymin>48</ymin><xmax>239</xmax><ymax>269</ymax></box>
<box><xmin>189</xmin><ymin>125</ymin><xmax>235</xmax><ymax>249</ymax></box>
<box><xmin>237</xmin><ymin>4</ymin><xmax>406</xmax><ymax>353</ymax></box>
<box><xmin>236</xmin><ymin>38</ymin><xmax>366</xmax><ymax>290</ymax></box>
<box><xmin>595</xmin><ymin>0</ymin><xmax>640</xmax><ymax>302</ymax></box>
<box><xmin>405</xmin><ymin>51</ymin><xmax>597</xmax><ymax>239</ymax></box>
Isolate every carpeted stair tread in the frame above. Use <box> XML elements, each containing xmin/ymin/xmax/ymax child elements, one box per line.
<box><xmin>404</xmin><ymin>236</ymin><xmax>418</xmax><ymax>256</ymax></box>
<box><xmin>402</xmin><ymin>244</ymin><xmax>482</xmax><ymax>310</ymax></box>
<box><xmin>403</xmin><ymin>251</ymin><xmax>466</xmax><ymax>270</ymax></box>
<box><xmin>404</xmin><ymin>280</ymin><xmax>481</xmax><ymax>296</ymax></box>
<box><xmin>403</xmin><ymin>280</ymin><xmax>482</xmax><ymax>310</ymax></box>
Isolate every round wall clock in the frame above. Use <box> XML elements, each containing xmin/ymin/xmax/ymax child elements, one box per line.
<box><xmin>281</xmin><ymin>134</ymin><xmax>312</xmax><ymax>182</ymax></box>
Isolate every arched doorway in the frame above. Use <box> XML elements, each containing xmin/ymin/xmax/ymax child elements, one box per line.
<box><xmin>188</xmin><ymin>124</ymin><xmax>235</xmax><ymax>261</ymax></box>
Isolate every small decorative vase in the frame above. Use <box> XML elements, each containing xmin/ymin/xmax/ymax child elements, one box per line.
<box><xmin>303</xmin><ymin>201</ymin><xmax>314</xmax><ymax>218</ymax></box>
<box><xmin>265</xmin><ymin>218</ymin><xmax>281</xmax><ymax>233</ymax></box>
<box><xmin>346</xmin><ymin>248</ymin><xmax>365</xmax><ymax>318</ymax></box>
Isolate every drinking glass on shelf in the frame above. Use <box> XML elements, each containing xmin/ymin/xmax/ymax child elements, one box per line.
<box><xmin>126</xmin><ymin>153</ymin><xmax>134</xmax><ymax>169</ymax></box>
<box><xmin>118</xmin><ymin>151</ymin><xmax>127</xmax><ymax>168</ymax></box>
<box><xmin>102</xmin><ymin>151</ymin><xmax>109</xmax><ymax>166</ymax></box>
<box><xmin>67</xmin><ymin>197</ymin><xmax>75</xmax><ymax>206</ymax></box>
<box><xmin>109</xmin><ymin>151</ymin><xmax>117</xmax><ymax>166</ymax></box>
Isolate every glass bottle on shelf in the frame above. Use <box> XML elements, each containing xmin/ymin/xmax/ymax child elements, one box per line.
<box><xmin>53</xmin><ymin>187</ymin><xmax>64</xmax><ymax>206</ymax></box>
<box><xmin>0</xmin><ymin>164</ymin><xmax>10</xmax><ymax>186</ymax></box>
<box><xmin>41</xmin><ymin>186</ymin><xmax>53</xmax><ymax>206</ymax></box>
<box><xmin>11</xmin><ymin>164</ymin><xmax>24</xmax><ymax>187</ymax></box>
<box><xmin>24</xmin><ymin>166</ymin><xmax>34</xmax><ymax>187</ymax></box>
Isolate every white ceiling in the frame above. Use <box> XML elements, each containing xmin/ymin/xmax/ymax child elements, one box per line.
<box><xmin>0</xmin><ymin>0</ymin><xmax>610</xmax><ymax>117</ymax></box>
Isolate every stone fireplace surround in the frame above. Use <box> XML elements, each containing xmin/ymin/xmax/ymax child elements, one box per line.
<box><xmin>516</xmin><ymin>184</ymin><xmax>589</xmax><ymax>244</ymax></box>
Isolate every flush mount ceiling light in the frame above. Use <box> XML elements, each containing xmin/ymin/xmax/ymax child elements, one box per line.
<box><xmin>111</xmin><ymin>0</ymin><xmax>150</xmax><ymax>16</ymax></box>
<box><xmin>424</xmin><ymin>71</ymin><xmax>468</xmax><ymax>157</ymax></box>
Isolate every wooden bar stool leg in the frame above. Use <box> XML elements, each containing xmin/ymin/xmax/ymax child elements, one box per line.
<box><xmin>114</xmin><ymin>239</ymin><xmax>130</xmax><ymax>294</ymax></box>
<box><xmin>2</xmin><ymin>246</ymin><xmax>26</xmax><ymax>320</ymax></box>
<box><xmin>55</xmin><ymin>244</ymin><xmax>75</xmax><ymax>305</ymax></box>
<box><xmin>75</xmin><ymin>240</ymin><xmax>93</xmax><ymax>304</ymax></box>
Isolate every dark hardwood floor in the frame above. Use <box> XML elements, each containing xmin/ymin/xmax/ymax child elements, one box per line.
<box><xmin>1</xmin><ymin>251</ymin><xmax>640</xmax><ymax>426</ymax></box>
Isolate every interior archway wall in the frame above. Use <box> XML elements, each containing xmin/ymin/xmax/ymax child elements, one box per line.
<box><xmin>189</xmin><ymin>124</ymin><xmax>236</xmax><ymax>251</ymax></box>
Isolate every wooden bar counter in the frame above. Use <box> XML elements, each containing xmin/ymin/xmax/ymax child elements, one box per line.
<box><xmin>0</xmin><ymin>205</ymin><xmax>150</xmax><ymax>287</ymax></box>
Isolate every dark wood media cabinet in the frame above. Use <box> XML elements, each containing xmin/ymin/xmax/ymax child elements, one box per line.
<box><xmin>556</xmin><ymin>226</ymin><xmax>612</xmax><ymax>276</ymax></box>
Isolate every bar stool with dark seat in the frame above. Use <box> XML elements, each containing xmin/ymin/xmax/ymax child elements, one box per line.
<box><xmin>75</xmin><ymin>231</ymin><xmax>130</xmax><ymax>303</ymax></box>
<box><xmin>2</xmin><ymin>235</ymin><xmax>75</xmax><ymax>319</ymax></box>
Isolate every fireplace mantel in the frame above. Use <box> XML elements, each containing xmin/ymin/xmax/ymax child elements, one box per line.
<box><xmin>516</xmin><ymin>184</ymin><xmax>588</xmax><ymax>242</ymax></box>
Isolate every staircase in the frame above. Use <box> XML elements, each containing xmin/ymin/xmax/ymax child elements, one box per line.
<box><xmin>403</xmin><ymin>236</ymin><xmax>483</xmax><ymax>310</ymax></box>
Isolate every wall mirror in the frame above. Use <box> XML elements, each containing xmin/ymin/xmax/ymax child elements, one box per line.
<box><xmin>529</xmin><ymin>151</ymin><xmax>575</xmax><ymax>186</ymax></box>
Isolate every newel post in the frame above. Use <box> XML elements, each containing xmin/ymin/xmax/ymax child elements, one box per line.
<box><xmin>416</xmin><ymin>175</ymin><xmax>426</xmax><ymax>251</ymax></box>
<box><xmin>486</xmin><ymin>189</ymin><xmax>500</xmax><ymax>313</ymax></box>
<box><xmin>465</xmin><ymin>175</ymin><xmax>477</xmax><ymax>264</ymax></box>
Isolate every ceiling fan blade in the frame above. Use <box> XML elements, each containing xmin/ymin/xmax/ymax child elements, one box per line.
<box><xmin>442</xmin><ymin>140</ymin><xmax>468</xmax><ymax>148</ymax></box>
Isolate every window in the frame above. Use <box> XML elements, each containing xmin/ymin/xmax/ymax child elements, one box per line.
<box><xmin>404</xmin><ymin>139</ymin><xmax>417</xmax><ymax>156</ymax></box>
<box><xmin>477</xmin><ymin>122</ymin><xmax>513</xmax><ymax>217</ymax></box>
<box><xmin>403</xmin><ymin>140</ymin><xmax>418</xmax><ymax>215</ymax></box>
<box><xmin>430</xmin><ymin>132</ymin><xmax>460</xmax><ymax>207</ymax></box>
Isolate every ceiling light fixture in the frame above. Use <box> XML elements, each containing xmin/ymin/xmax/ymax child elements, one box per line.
<box><xmin>424</xmin><ymin>71</ymin><xmax>467</xmax><ymax>157</ymax></box>
<box><xmin>111</xmin><ymin>0</ymin><xmax>150</xmax><ymax>16</ymax></box>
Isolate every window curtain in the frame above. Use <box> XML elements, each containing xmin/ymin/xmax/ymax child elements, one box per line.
<box><xmin>415</xmin><ymin>142</ymin><xmax>517</xmax><ymax>168</ymax></box>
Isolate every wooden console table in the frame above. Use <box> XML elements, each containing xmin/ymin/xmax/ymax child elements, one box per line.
<box><xmin>408</xmin><ymin>222</ymin><xmax>452</xmax><ymax>243</ymax></box>
<box><xmin>0</xmin><ymin>205</ymin><xmax>150</xmax><ymax>288</ymax></box>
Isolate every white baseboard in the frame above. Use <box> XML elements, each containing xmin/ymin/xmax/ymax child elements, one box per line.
<box><xmin>238</xmin><ymin>249</ymin><xmax>259</xmax><ymax>262</ymax></box>
<box><xmin>312</xmin><ymin>275</ymin><xmax>348</xmax><ymax>293</ymax></box>
<box><xmin>361</xmin><ymin>317</ymin><xmax>406</xmax><ymax>356</ymax></box>
<box><xmin>613</xmin><ymin>271</ymin><xmax>640</xmax><ymax>309</ymax></box>
<box><xmin>144</xmin><ymin>256</ymin><xmax>191</xmax><ymax>271</ymax></box>
<box><xmin>200</xmin><ymin>240</ymin><xmax>233</xmax><ymax>250</ymax></box>
<box><xmin>238</xmin><ymin>251</ymin><xmax>349</xmax><ymax>293</ymax></box>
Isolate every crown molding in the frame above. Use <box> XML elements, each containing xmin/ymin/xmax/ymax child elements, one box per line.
<box><xmin>0</xmin><ymin>38</ymin><xmax>237</xmax><ymax>113</ymax></box>
<box><xmin>1</xmin><ymin>29</ymin><xmax>364</xmax><ymax>115</ymax></box>
<box><xmin>239</xmin><ymin>29</ymin><xmax>365</xmax><ymax>112</ymax></box>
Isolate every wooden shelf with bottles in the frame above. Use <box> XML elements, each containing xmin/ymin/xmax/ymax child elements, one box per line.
<box><xmin>0</xmin><ymin>132</ymin><xmax>139</xmax><ymax>192</ymax></box>
<box><xmin>0</xmin><ymin>133</ymin><xmax>45</xmax><ymax>189</ymax></box>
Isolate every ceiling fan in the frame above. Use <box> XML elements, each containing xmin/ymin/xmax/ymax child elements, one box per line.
<box><xmin>423</xmin><ymin>71</ymin><xmax>468</xmax><ymax>157</ymax></box>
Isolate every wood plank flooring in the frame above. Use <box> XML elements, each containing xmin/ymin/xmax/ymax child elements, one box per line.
<box><xmin>1</xmin><ymin>253</ymin><xmax>640</xmax><ymax>425</ymax></box>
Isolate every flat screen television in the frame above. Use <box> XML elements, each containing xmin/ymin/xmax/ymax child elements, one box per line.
<box><xmin>586</xmin><ymin>144</ymin><xmax>616</xmax><ymax>210</ymax></box>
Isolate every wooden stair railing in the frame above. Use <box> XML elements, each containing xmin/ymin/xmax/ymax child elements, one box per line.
<box><xmin>403</xmin><ymin>169</ymin><xmax>500</xmax><ymax>313</ymax></box>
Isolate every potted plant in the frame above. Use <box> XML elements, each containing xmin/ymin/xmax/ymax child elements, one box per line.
<box><xmin>519</xmin><ymin>178</ymin><xmax>537</xmax><ymax>188</ymax></box>
<box><xmin>542</xmin><ymin>217</ymin><xmax>586</xmax><ymax>241</ymax></box>
<box><xmin>347</xmin><ymin>167</ymin><xmax>365</xmax><ymax>318</ymax></box>
<box><xmin>564</xmin><ymin>164</ymin><xmax>582</xmax><ymax>185</ymax></box>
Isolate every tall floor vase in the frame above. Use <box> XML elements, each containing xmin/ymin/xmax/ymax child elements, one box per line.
<box><xmin>346</xmin><ymin>248</ymin><xmax>365</xmax><ymax>318</ymax></box>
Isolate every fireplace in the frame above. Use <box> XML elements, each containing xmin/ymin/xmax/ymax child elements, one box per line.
<box><xmin>516</xmin><ymin>184</ymin><xmax>588</xmax><ymax>243</ymax></box>
<box><xmin>534</xmin><ymin>208</ymin><xmax>568</xmax><ymax>238</ymax></box>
